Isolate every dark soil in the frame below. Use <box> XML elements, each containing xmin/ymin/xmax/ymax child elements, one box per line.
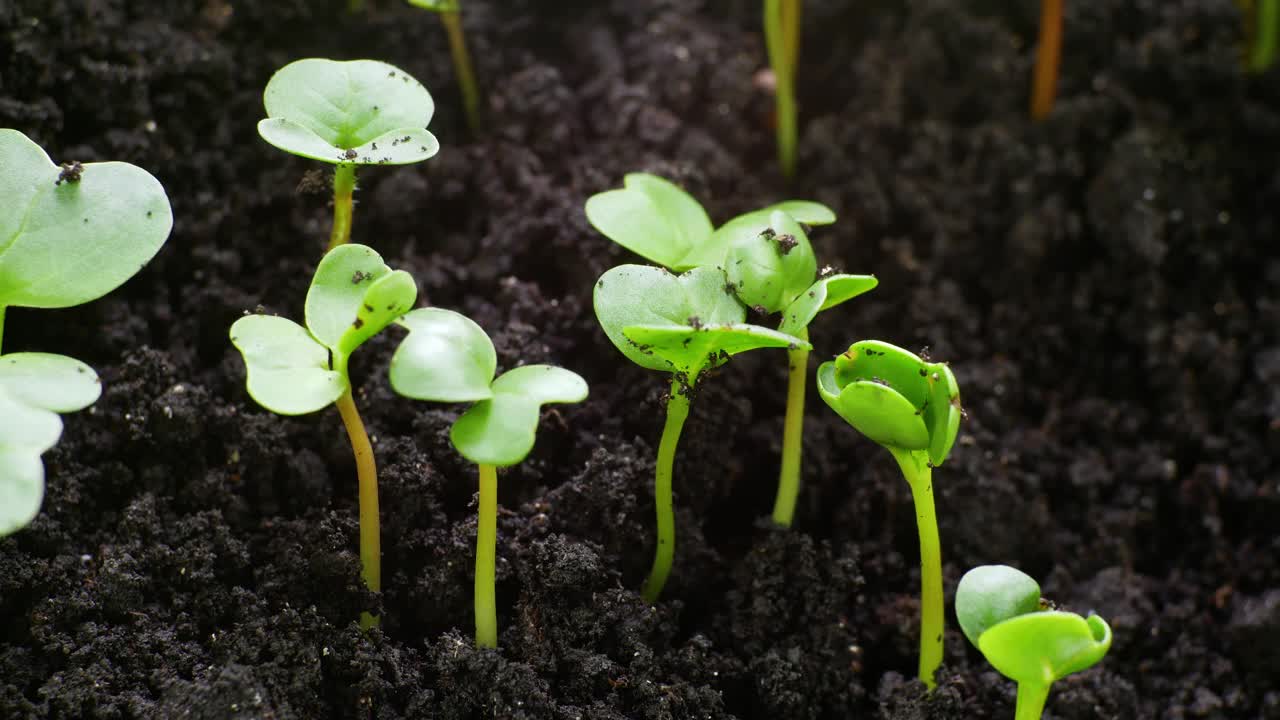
<box><xmin>2</xmin><ymin>0</ymin><xmax>1278</xmax><ymax>718</ymax></box>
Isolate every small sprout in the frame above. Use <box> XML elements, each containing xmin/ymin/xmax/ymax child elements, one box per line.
<box><xmin>230</xmin><ymin>244</ymin><xmax>418</xmax><ymax>629</ymax></box>
<box><xmin>763</xmin><ymin>0</ymin><xmax>803</xmax><ymax>178</ymax></box>
<box><xmin>816</xmin><ymin>341</ymin><xmax>962</xmax><ymax>689</ymax></box>
<box><xmin>957</xmin><ymin>565</ymin><xmax>1113</xmax><ymax>719</ymax></box>
<box><xmin>0</xmin><ymin>129</ymin><xmax>173</xmax><ymax>535</ymax></box>
<box><xmin>387</xmin><ymin>308</ymin><xmax>587</xmax><ymax>647</ymax></box>
<box><xmin>406</xmin><ymin>0</ymin><xmax>482</xmax><ymax>133</ymax></box>
<box><xmin>593</xmin><ymin>264</ymin><xmax>807</xmax><ymax>602</ymax></box>
<box><xmin>256</xmin><ymin>58</ymin><xmax>440</xmax><ymax>249</ymax></box>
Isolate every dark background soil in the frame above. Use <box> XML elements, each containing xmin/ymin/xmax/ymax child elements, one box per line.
<box><xmin>2</xmin><ymin>0</ymin><xmax>1278</xmax><ymax>717</ymax></box>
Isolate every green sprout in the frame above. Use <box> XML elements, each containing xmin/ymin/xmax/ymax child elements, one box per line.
<box><xmin>1250</xmin><ymin>0</ymin><xmax>1280</xmax><ymax>72</ymax></box>
<box><xmin>0</xmin><ymin>128</ymin><xmax>172</xmax><ymax>535</ymax></box>
<box><xmin>257</xmin><ymin>59</ymin><xmax>440</xmax><ymax>250</ymax></box>
<box><xmin>956</xmin><ymin>565</ymin><xmax>1113</xmax><ymax>720</ymax></box>
<box><xmin>816</xmin><ymin>340</ymin><xmax>961</xmax><ymax>689</ymax></box>
<box><xmin>407</xmin><ymin>0</ymin><xmax>482</xmax><ymax>133</ymax></box>
<box><xmin>387</xmin><ymin>308</ymin><xmax>587</xmax><ymax>647</ymax></box>
<box><xmin>229</xmin><ymin>244</ymin><xmax>418</xmax><ymax>629</ymax></box>
<box><xmin>763</xmin><ymin>0</ymin><xmax>803</xmax><ymax>178</ymax></box>
<box><xmin>594</xmin><ymin>263</ymin><xmax>809</xmax><ymax>602</ymax></box>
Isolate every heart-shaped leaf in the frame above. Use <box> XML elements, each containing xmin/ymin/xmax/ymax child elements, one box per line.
<box><xmin>0</xmin><ymin>352</ymin><xmax>102</xmax><ymax>535</ymax></box>
<box><xmin>678</xmin><ymin>200</ymin><xmax>835</xmax><ymax>270</ymax></box>
<box><xmin>0</xmin><ymin>129</ymin><xmax>173</xmax><ymax>309</ymax></box>
<box><xmin>229</xmin><ymin>315</ymin><xmax>346</xmax><ymax>415</ymax></box>
<box><xmin>257</xmin><ymin>58</ymin><xmax>439</xmax><ymax>166</ymax></box>
<box><xmin>956</xmin><ymin>565</ymin><xmax>1043</xmax><ymax>648</ymax></box>
<box><xmin>778</xmin><ymin>274</ymin><xmax>879</xmax><ymax>337</ymax></box>
<box><xmin>306</xmin><ymin>244</ymin><xmax>417</xmax><ymax>353</ymax></box>
<box><xmin>725</xmin><ymin>210</ymin><xmax>817</xmax><ymax>314</ymax></box>
<box><xmin>593</xmin><ymin>264</ymin><xmax>744</xmax><ymax>372</ymax></box>
<box><xmin>624</xmin><ymin>323</ymin><xmax>806</xmax><ymax>380</ymax></box>
<box><xmin>450</xmin><ymin>365</ymin><xmax>588</xmax><ymax>466</ymax></box>
<box><xmin>584</xmin><ymin>173</ymin><xmax>713</xmax><ymax>269</ymax></box>
<box><xmin>389</xmin><ymin>308</ymin><xmax>497</xmax><ymax>402</ymax></box>
<box><xmin>978</xmin><ymin>611</ymin><xmax>1113</xmax><ymax>686</ymax></box>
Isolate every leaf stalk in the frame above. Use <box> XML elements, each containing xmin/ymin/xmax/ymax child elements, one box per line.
<box><xmin>1031</xmin><ymin>0</ymin><xmax>1063</xmax><ymax>120</ymax></box>
<box><xmin>335</xmin><ymin>387</ymin><xmax>381</xmax><ymax>629</ymax></box>
<box><xmin>642</xmin><ymin>378</ymin><xmax>692</xmax><ymax>603</ymax></box>
<box><xmin>771</xmin><ymin>339</ymin><xmax>809</xmax><ymax>526</ymax></box>
<box><xmin>1015</xmin><ymin>682</ymin><xmax>1051</xmax><ymax>720</ymax></box>
<box><xmin>764</xmin><ymin>0</ymin><xmax>802</xmax><ymax>179</ymax></box>
<box><xmin>329</xmin><ymin>164</ymin><xmax>357</xmax><ymax>251</ymax></box>
<box><xmin>440</xmin><ymin>9</ymin><xmax>482</xmax><ymax>133</ymax></box>
<box><xmin>475</xmin><ymin>462</ymin><xmax>498</xmax><ymax>646</ymax></box>
<box><xmin>889</xmin><ymin>446</ymin><xmax>943</xmax><ymax>690</ymax></box>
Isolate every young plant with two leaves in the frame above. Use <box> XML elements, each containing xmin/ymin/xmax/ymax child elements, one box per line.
<box><xmin>230</xmin><ymin>244</ymin><xmax>418</xmax><ymax>628</ymax></box>
<box><xmin>816</xmin><ymin>340</ymin><xmax>961</xmax><ymax>689</ymax></box>
<box><xmin>586</xmin><ymin>173</ymin><xmax>875</xmax><ymax>529</ymax></box>
<box><xmin>257</xmin><ymin>58</ymin><xmax>440</xmax><ymax>250</ymax></box>
<box><xmin>957</xmin><ymin>565</ymin><xmax>1112</xmax><ymax>719</ymax></box>
<box><xmin>0</xmin><ymin>129</ymin><xmax>172</xmax><ymax>536</ymax></box>
<box><xmin>387</xmin><ymin>309</ymin><xmax>587</xmax><ymax>646</ymax></box>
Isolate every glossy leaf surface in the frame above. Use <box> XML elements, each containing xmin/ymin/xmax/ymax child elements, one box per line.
<box><xmin>451</xmin><ymin>365</ymin><xmax>588</xmax><ymax>466</ymax></box>
<box><xmin>230</xmin><ymin>315</ymin><xmax>346</xmax><ymax>415</ymax></box>
<box><xmin>389</xmin><ymin>308</ymin><xmax>496</xmax><ymax>403</ymax></box>
<box><xmin>979</xmin><ymin>611</ymin><xmax>1113</xmax><ymax>686</ymax></box>
<box><xmin>955</xmin><ymin>565</ymin><xmax>1043</xmax><ymax>647</ymax></box>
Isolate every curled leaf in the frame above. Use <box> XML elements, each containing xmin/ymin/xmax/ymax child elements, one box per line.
<box><xmin>979</xmin><ymin>611</ymin><xmax>1113</xmax><ymax>686</ymax></box>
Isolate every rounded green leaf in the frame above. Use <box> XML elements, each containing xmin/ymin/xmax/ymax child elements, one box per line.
<box><xmin>257</xmin><ymin>58</ymin><xmax>439</xmax><ymax>166</ymax></box>
<box><xmin>593</xmin><ymin>264</ymin><xmax>744</xmax><ymax>372</ymax></box>
<box><xmin>229</xmin><ymin>315</ymin><xmax>346</xmax><ymax>415</ymax></box>
<box><xmin>956</xmin><ymin>565</ymin><xmax>1043</xmax><ymax>648</ymax></box>
<box><xmin>923</xmin><ymin>361</ymin><xmax>962</xmax><ymax>466</ymax></box>
<box><xmin>680</xmin><ymin>200</ymin><xmax>835</xmax><ymax>269</ymax></box>
<box><xmin>725</xmin><ymin>210</ymin><xmax>816</xmax><ymax>313</ymax></box>
<box><xmin>0</xmin><ymin>384</ymin><xmax>72</xmax><ymax>536</ymax></box>
<box><xmin>778</xmin><ymin>274</ymin><xmax>878</xmax><ymax>337</ymax></box>
<box><xmin>0</xmin><ymin>352</ymin><xmax>101</xmax><ymax>412</ymax></box>
<box><xmin>623</xmin><ymin>323</ymin><xmax>807</xmax><ymax>380</ymax></box>
<box><xmin>450</xmin><ymin>365</ymin><xmax>588</xmax><ymax>466</ymax></box>
<box><xmin>833</xmin><ymin>341</ymin><xmax>932</xmax><ymax>408</ymax></box>
<box><xmin>335</xmin><ymin>269</ymin><xmax>418</xmax><ymax>356</ymax></box>
<box><xmin>305</xmin><ymin>244</ymin><xmax>394</xmax><ymax>350</ymax></box>
<box><xmin>585</xmin><ymin>173</ymin><xmax>713</xmax><ymax>269</ymax></box>
<box><xmin>0</xmin><ymin>129</ymin><xmax>173</xmax><ymax>309</ymax></box>
<box><xmin>978</xmin><ymin>611</ymin><xmax>1113</xmax><ymax>686</ymax></box>
<box><xmin>816</xmin><ymin>361</ymin><xmax>929</xmax><ymax>450</ymax></box>
<box><xmin>389</xmin><ymin>308</ymin><xmax>496</xmax><ymax>402</ymax></box>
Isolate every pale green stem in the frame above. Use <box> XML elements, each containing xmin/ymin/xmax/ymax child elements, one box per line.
<box><xmin>1015</xmin><ymin>683</ymin><xmax>1051</xmax><ymax>720</ymax></box>
<box><xmin>888</xmin><ymin>447</ymin><xmax>943</xmax><ymax>690</ymax></box>
<box><xmin>475</xmin><ymin>463</ymin><xmax>498</xmax><ymax>647</ymax></box>
<box><xmin>334</xmin><ymin>385</ymin><xmax>381</xmax><ymax>630</ymax></box>
<box><xmin>328</xmin><ymin>164</ymin><xmax>357</xmax><ymax>251</ymax></box>
<box><xmin>641</xmin><ymin>377</ymin><xmax>692</xmax><ymax>604</ymax></box>
<box><xmin>771</xmin><ymin>335</ymin><xmax>809</xmax><ymax>527</ymax></box>
<box><xmin>764</xmin><ymin>0</ymin><xmax>801</xmax><ymax>179</ymax></box>
<box><xmin>1253</xmin><ymin>0</ymin><xmax>1280</xmax><ymax>72</ymax></box>
<box><xmin>440</xmin><ymin>9</ymin><xmax>482</xmax><ymax>133</ymax></box>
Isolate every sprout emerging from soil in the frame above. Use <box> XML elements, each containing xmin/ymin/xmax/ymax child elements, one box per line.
<box><xmin>593</xmin><ymin>263</ymin><xmax>809</xmax><ymax>602</ymax></box>
<box><xmin>0</xmin><ymin>129</ymin><xmax>172</xmax><ymax>536</ymax></box>
<box><xmin>407</xmin><ymin>0</ymin><xmax>482</xmax><ymax>133</ymax></box>
<box><xmin>816</xmin><ymin>340</ymin><xmax>962</xmax><ymax>689</ymax></box>
<box><xmin>1031</xmin><ymin>0</ymin><xmax>1063</xmax><ymax>120</ymax></box>
<box><xmin>230</xmin><ymin>244</ymin><xmax>418</xmax><ymax>629</ymax></box>
<box><xmin>763</xmin><ymin>0</ymin><xmax>803</xmax><ymax>178</ymax></box>
<box><xmin>387</xmin><ymin>308</ymin><xmax>587</xmax><ymax>647</ymax></box>
<box><xmin>257</xmin><ymin>58</ymin><xmax>440</xmax><ymax>249</ymax></box>
<box><xmin>957</xmin><ymin>565</ymin><xmax>1113</xmax><ymax>720</ymax></box>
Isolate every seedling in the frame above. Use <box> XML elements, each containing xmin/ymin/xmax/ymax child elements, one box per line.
<box><xmin>594</xmin><ymin>263</ymin><xmax>809</xmax><ymax>602</ymax></box>
<box><xmin>0</xmin><ymin>129</ymin><xmax>172</xmax><ymax>535</ymax></box>
<box><xmin>816</xmin><ymin>341</ymin><xmax>961</xmax><ymax>689</ymax></box>
<box><xmin>725</xmin><ymin>210</ymin><xmax>877</xmax><ymax>527</ymax></box>
<box><xmin>763</xmin><ymin>0</ymin><xmax>803</xmax><ymax>177</ymax></box>
<box><xmin>407</xmin><ymin>0</ymin><xmax>482</xmax><ymax>133</ymax></box>
<box><xmin>229</xmin><ymin>244</ymin><xmax>418</xmax><ymax>628</ymax></box>
<box><xmin>1031</xmin><ymin>0</ymin><xmax>1063</xmax><ymax>120</ymax></box>
<box><xmin>257</xmin><ymin>58</ymin><xmax>440</xmax><ymax>249</ymax></box>
<box><xmin>957</xmin><ymin>565</ymin><xmax>1113</xmax><ymax>720</ymax></box>
<box><xmin>387</xmin><ymin>308</ymin><xmax>587</xmax><ymax>647</ymax></box>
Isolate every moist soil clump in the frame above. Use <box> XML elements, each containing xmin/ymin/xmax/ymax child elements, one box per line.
<box><xmin>2</xmin><ymin>1</ymin><xmax>1278</xmax><ymax>718</ymax></box>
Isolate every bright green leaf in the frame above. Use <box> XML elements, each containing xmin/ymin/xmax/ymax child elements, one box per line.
<box><xmin>584</xmin><ymin>173</ymin><xmax>713</xmax><ymax>269</ymax></box>
<box><xmin>450</xmin><ymin>365</ymin><xmax>588</xmax><ymax>466</ymax></box>
<box><xmin>778</xmin><ymin>274</ymin><xmax>878</xmax><ymax>337</ymax></box>
<box><xmin>955</xmin><ymin>565</ymin><xmax>1043</xmax><ymax>648</ymax></box>
<box><xmin>623</xmin><ymin>323</ymin><xmax>806</xmax><ymax>380</ymax></box>
<box><xmin>389</xmin><ymin>308</ymin><xmax>496</xmax><ymax>402</ymax></box>
<box><xmin>0</xmin><ymin>352</ymin><xmax>101</xmax><ymax>412</ymax></box>
<box><xmin>923</xmin><ymin>361</ymin><xmax>961</xmax><ymax>466</ymax></box>
<box><xmin>229</xmin><ymin>315</ymin><xmax>346</xmax><ymax>415</ymax></box>
<box><xmin>0</xmin><ymin>129</ymin><xmax>173</xmax><ymax>309</ymax></box>
<box><xmin>335</xmin><ymin>270</ymin><xmax>418</xmax><ymax>356</ymax></box>
<box><xmin>833</xmin><ymin>341</ymin><xmax>932</xmax><ymax>408</ymax></box>
<box><xmin>817</xmin><ymin>360</ymin><xmax>929</xmax><ymax>450</ymax></box>
<box><xmin>678</xmin><ymin>200</ymin><xmax>835</xmax><ymax>269</ymax></box>
<box><xmin>305</xmin><ymin>244</ymin><xmax>394</xmax><ymax>349</ymax></box>
<box><xmin>979</xmin><ymin>611</ymin><xmax>1113</xmax><ymax>686</ymax></box>
<box><xmin>257</xmin><ymin>58</ymin><xmax>439</xmax><ymax>166</ymax></box>
<box><xmin>407</xmin><ymin>0</ymin><xmax>459</xmax><ymax>10</ymax></box>
<box><xmin>725</xmin><ymin>210</ymin><xmax>817</xmax><ymax>314</ymax></box>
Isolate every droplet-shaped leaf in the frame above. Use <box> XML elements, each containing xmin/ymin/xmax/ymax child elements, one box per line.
<box><xmin>0</xmin><ymin>129</ymin><xmax>173</xmax><ymax>309</ymax></box>
<box><xmin>229</xmin><ymin>315</ymin><xmax>346</xmax><ymax>415</ymax></box>
<box><xmin>679</xmin><ymin>200</ymin><xmax>835</xmax><ymax>269</ymax></box>
<box><xmin>978</xmin><ymin>611</ymin><xmax>1113</xmax><ymax>686</ymax></box>
<box><xmin>389</xmin><ymin>308</ymin><xmax>496</xmax><ymax>402</ymax></box>
<box><xmin>725</xmin><ymin>210</ymin><xmax>817</xmax><ymax>314</ymax></box>
<box><xmin>257</xmin><ymin>58</ymin><xmax>439</xmax><ymax>166</ymax></box>
<box><xmin>0</xmin><ymin>352</ymin><xmax>102</xmax><ymax>536</ymax></box>
<box><xmin>816</xmin><ymin>360</ymin><xmax>929</xmax><ymax>450</ymax></box>
<box><xmin>451</xmin><ymin>365</ymin><xmax>588</xmax><ymax>466</ymax></box>
<box><xmin>584</xmin><ymin>173</ymin><xmax>713</xmax><ymax>269</ymax></box>
<box><xmin>305</xmin><ymin>244</ymin><xmax>399</xmax><ymax>350</ymax></box>
<box><xmin>956</xmin><ymin>565</ymin><xmax>1043</xmax><ymax>648</ymax></box>
<box><xmin>778</xmin><ymin>274</ymin><xmax>879</xmax><ymax>337</ymax></box>
<box><xmin>623</xmin><ymin>323</ymin><xmax>806</xmax><ymax>380</ymax></box>
<box><xmin>593</xmin><ymin>264</ymin><xmax>743</xmax><ymax>372</ymax></box>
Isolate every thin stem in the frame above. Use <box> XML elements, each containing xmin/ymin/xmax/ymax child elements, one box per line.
<box><xmin>475</xmin><ymin>463</ymin><xmax>498</xmax><ymax>647</ymax></box>
<box><xmin>0</xmin><ymin>305</ymin><xmax>6</xmax><ymax>354</ymax></box>
<box><xmin>641</xmin><ymin>377</ymin><xmax>692</xmax><ymax>604</ymax></box>
<box><xmin>335</xmin><ymin>387</ymin><xmax>381</xmax><ymax>629</ymax></box>
<box><xmin>440</xmin><ymin>9</ymin><xmax>482</xmax><ymax>133</ymax></box>
<box><xmin>764</xmin><ymin>0</ymin><xmax>801</xmax><ymax>179</ymax></box>
<box><xmin>1031</xmin><ymin>0</ymin><xmax>1063</xmax><ymax>120</ymax></box>
<box><xmin>1014</xmin><ymin>683</ymin><xmax>1052</xmax><ymax>720</ymax></box>
<box><xmin>1252</xmin><ymin>0</ymin><xmax>1280</xmax><ymax>72</ymax></box>
<box><xmin>889</xmin><ymin>447</ymin><xmax>943</xmax><ymax>691</ymax></box>
<box><xmin>328</xmin><ymin>164</ymin><xmax>357</xmax><ymax>251</ymax></box>
<box><xmin>771</xmin><ymin>337</ymin><xmax>810</xmax><ymax>527</ymax></box>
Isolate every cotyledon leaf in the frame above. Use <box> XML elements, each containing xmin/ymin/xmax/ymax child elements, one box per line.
<box><xmin>229</xmin><ymin>315</ymin><xmax>346</xmax><ymax>415</ymax></box>
<box><xmin>389</xmin><ymin>308</ymin><xmax>497</xmax><ymax>403</ymax></box>
<box><xmin>450</xmin><ymin>365</ymin><xmax>588</xmax><ymax>466</ymax></box>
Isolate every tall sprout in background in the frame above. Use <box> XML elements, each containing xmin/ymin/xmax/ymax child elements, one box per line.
<box><xmin>763</xmin><ymin>0</ymin><xmax>802</xmax><ymax>178</ymax></box>
<box><xmin>1249</xmin><ymin>0</ymin><xmax>1280</xmax><ymax>72</ymax></box>
<box><xmin>408</xmin><ymin>0</ymin><xmax>482</xmax><ymax>133</ymax></box>
<box><xmin>1031</xmin><ymin>0</ymin><xmax>1064</xmax><ymax>120</ymax></box>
